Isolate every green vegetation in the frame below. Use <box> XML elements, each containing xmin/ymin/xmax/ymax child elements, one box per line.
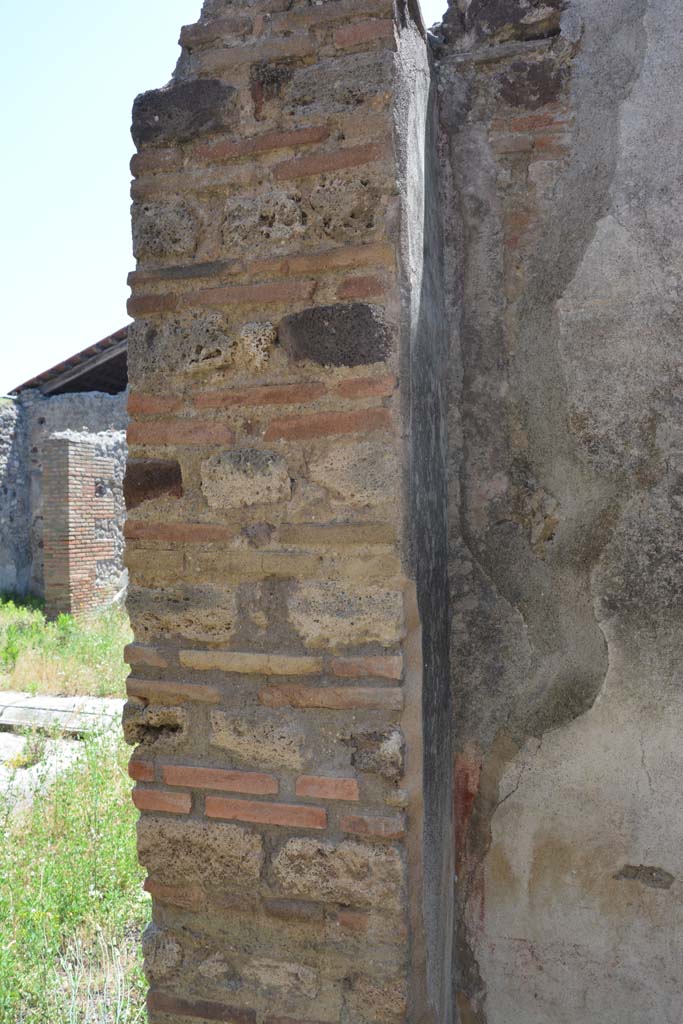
<box><xmin>6</xmin><ymin>726</ymin><xmax>51</xmax><ymax>771</ymax></box>
<box><xmin>0</xmin><ymin>598</ymin><xmax>144</xmax><ymax>1021</ymax></box>
<box><xmin>0</xmin><ymin>731</ymin><xmax>148</xmax><ymax>1024</ymax></box>
<box><xmin>0</xmin><ymin>597</ymin><xmax>132</xmax><ymax>697</ymax></box>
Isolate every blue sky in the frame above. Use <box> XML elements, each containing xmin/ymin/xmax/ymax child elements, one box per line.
<box><xmin>1</xmin><ymin>0</ymin><xmax>445</xmax><ymax>395</ymax></box>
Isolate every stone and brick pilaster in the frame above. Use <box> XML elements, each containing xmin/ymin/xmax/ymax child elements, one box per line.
<box><xmin>124</xmin><ymin>0</ymin><xmax>451</xmax><ymax>1021</ymax></box>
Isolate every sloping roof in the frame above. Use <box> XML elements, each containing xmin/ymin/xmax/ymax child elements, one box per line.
<box><xmin>11</xmin><ymin>327</ymin><xmax>129</xmax><ymax>397</ymax></box>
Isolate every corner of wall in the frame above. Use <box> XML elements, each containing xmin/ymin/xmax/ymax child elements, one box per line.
<box><xmin>125</xmin><ymin>0</ymin><xmax>453</xmax><ymax>1020</ymax></box>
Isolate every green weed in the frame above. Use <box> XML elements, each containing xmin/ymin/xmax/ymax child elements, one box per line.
<box><xmin>0</xmin><ymin>730</ymin><xmax>148</xmax><ymax>1024</ymax></box>
<box><xmin>0</xmin><ymin>597</ymin><xmax>131</xmax><ymax>698</ymax></box>
<box><xmin>6</xmin><ymin>727</ymin><xmax>50</xmax><ymax>771</ymax></box>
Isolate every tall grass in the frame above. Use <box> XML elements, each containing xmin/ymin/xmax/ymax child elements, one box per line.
<box><xmin>0</xmin><ymin>730</ymin><xmax>148</xmax><ymax>1024</ymax></box>
<box><xmin>0</xmin><ymin>597</ymin><xmax>131</xmax><ymax>697</ymax></box>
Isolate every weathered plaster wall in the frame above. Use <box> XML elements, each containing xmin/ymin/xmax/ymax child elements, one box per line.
<box><xmin>437</xmin><ymin>0</ymin><xmax>683</xmax><ymax>1020</ymax></box>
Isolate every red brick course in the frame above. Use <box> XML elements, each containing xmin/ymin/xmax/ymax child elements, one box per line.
<box><xmin>127</xmin><ymin>292</ymin><xmax>178</xmax><ymax>317</ymax></box>
<box><xmin>128</xmin><ymin>419</ymin><xmax>235</xmax><ymax>447</ymax></box>
<box><xmin>132</xmin><ymin>787</ymin><xmax>192</xmax><ymax>815</ymax></box>
<box><xmin>181</xmin><ymin>278</ymin><xmax>316</xmax><ymax>310</ymax></box>
<box><xmin>334</xmin><ymin>375</ymin><xmax>396</xmax><ymax>400</ymax></box>
<box><xmin>124</xmin><ymin>521</ymin><xmax>239</xmax><ymax>543</ymax></box>
<box><xmin>124</xmin><ymin>643</ymin><xmax>169</xmax><ymax>669</ymax></box>
<box><xmin>336</xmin><ymin>275</ymin><xmax>385</xmax><ymax>300</ymax></box>
<box><xmin>273</xmin><ymin>142</ymin><xmax>386</xmax><ymax>181</ymax></box>
<box><xmin>194</xmin><ymin>382</ymin><xmax>326</xmax><ymax>409</ymax></box>
<box><xmin>340</xmin><ymin>814</ymin><xmax>406</xmax><ymax>839</ymax></box>
<box><xmin>162</xmin><ymin>765</ymin><xmax>279</xmax><ymax>795</ymax></box>
<box><xmin>491</xmin><ymin>108</ymin><xmax>568</xmax><ymax>132</ymax></box>
<box><xmin>127</xmin><ymin>242</ymin><xmax>395</xmax><ymax>290</ymax></box>
<box><xmin>128</xmin><ymin>393</ymin><xmax>183</xmax><ymax>415</ymax></box>
<box><xmin>147</xmin><ymin>992</ymin><xmax>256</xmax><ymax>1024</ymax></box>
<box><xmin>330</xmin><ymin>654</ymin><xmax>403</xmax><ymax>680</ymax></box>
<box><xmin>263</xmin><ymin>898</ymin><xmax>324</xmax><ymax>922</ymax></box>
<box><xmin>129</xmin><ymin>279</ymin><xmax>316</xmax><ymax>318</ymax></box>
<box><xmin>259</xmin><ymin>685</ymin><xmax>404</xmax><ymax>711</ymax></box>
<box><xmin>126</xmin><ymin>679</ymin><xmax>222</xmax><ymax>705</ymax></box>
<box><xmin>254</xmin><ymin>241</ymin><xmax>394</xmax><ymax>278</ymax></box>
<box><xmin>128</xmin><ymin>760</ymin><xmax>156</xmax><ymax>783</ymax></box>
<box><xmin>143</xmin><ymin>879</ymin><xmax>204</xmax><ymax>911</ymax></box>
<box><xmin>533</xmin><ymin>134</ymin><xmax>570</xmax><ymax>157</ymax></box>
<box><xmin>205</xmin><ymin>796</ymin><xmax>327</xmax><ymax>830</ymax></box>
<box><xmin>336</xmin><ymin>909</ymin><xmax>371</xmax><ymax>932</ymax></box>
<box><xmin>334</xmin><ymin>18</ymin><xmax>394</xmax><ymax>48</ymax></box>
<box><xmin>264</xmin><ymin>407</ymin><xmax>391</xmax><ymax>441</ymax></box>
<box><xmin>201</xmin><ymin>35</ymin><xmax>316</xmax><ymax>72</ymax></box>
<box><xmin>295</xmin><ymin>776</ymin><xmax>360</xmax><ymax>801</ymax></box>
<box><xmin>130</xmin><ymin>148</ymin><xmax>182</xmax><ymax>177</ymax></box>
<box><xmin>195</xmin><ymin>125</ymin><xmax>330</xmax><ymax>163</ymax></box>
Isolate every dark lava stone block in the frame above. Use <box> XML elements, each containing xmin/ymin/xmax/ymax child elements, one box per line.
<box><xmin>124</xmin><ymin>459</ymin><xmax>183</xmax><ymax>510</ymax></box>
<box><xmin>498</xmin><ymin>58</ymin><xmax>567</xmax><ymax>109</ymax></box>
<box><xmin>443</xmin><ymin>0</ymin><xmax>564</xmax><ymax>45</ymax></box>
<box><xmin>132</xmin><ymin>79</ymin><xmax>239</xmax><ymax>148</ymax></box>
<box><xmin>278</xmin><ymin>303</ymin><xmax>391</xmax><ymax>367</ymax></box>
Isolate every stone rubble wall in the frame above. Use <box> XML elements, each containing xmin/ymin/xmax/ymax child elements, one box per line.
<box><xmin>0</xmin><ymin>399</ymin><xmax>30</xmax><ymax>595</ymax></box>
<box><xmin>123</xmin><ymin>0</ymin><xmax>450</xmax><ymax>1021</ymax></box>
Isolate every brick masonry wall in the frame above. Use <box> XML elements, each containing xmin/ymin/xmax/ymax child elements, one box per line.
<box><xmin>124</xmin><ymin>0</ymin><xmax>448</xmax><ymax>1021</ymax></box>
<box><xmin>43</xmin><ymin>433</ymin><xmax>125</xmax><ymax>618</ymax></box>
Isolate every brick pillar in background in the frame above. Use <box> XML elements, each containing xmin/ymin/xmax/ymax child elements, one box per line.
<box><xmin>43</xmin><ymin>436</ymin><xmax>118</xmax><ymax>618</ymax></box>
<box><xmin>43</xmin><ymin>436</ymin><xmax>96</xmax><ymax>619</ymax></box>
<box><xmin>124</xmin><ymin>1</ymin><xmax>451</xmax><ymax>1021</ymax></box>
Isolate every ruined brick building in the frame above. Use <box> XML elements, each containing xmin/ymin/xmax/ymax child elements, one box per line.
<box><xmin>1</xmin><ymin>331</ymin><xmax>128</xmax><ymax>617</ymax></box>
<box><xmin>123</xmin><ymin>0</ymin><xmax>683</xmax><ymax>1021</ymax></box>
